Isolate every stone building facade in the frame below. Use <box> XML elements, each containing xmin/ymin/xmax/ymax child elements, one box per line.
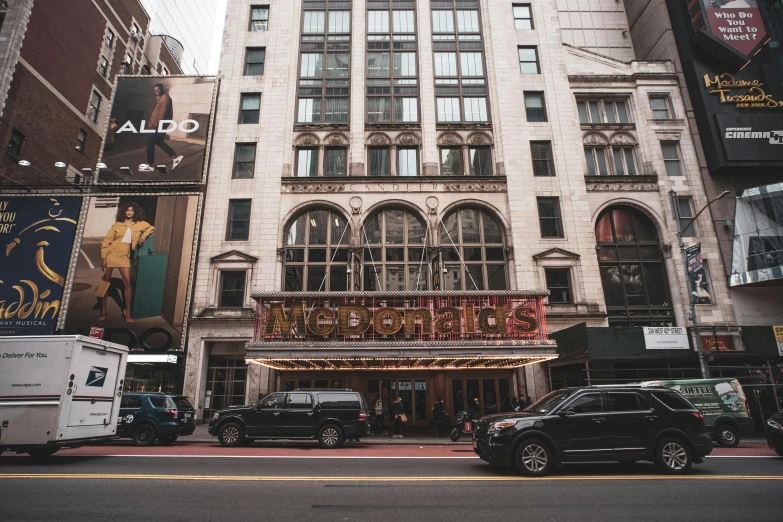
<box><xmin>185</xmin><ymin>0</ymin><xmax>735</xmax><ymax>422</ymax></box>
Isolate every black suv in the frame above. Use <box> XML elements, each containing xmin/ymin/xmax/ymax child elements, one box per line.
<box><xmin>117</xmin><ymin>393</ymin><xmax>196</xmax><ymax>446</ymax></box>
<box><xmin>473</xmin><ymin>385</ymin><xmax>713</xmax><ymax>476</ymax></box>
<box><xmin>208</xmin><ymin>389</ymin><xmax>369</xmax><ymax>449</ymax></box>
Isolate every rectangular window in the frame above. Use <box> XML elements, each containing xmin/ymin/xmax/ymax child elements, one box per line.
<box><xmin>327</xmin><ymin>53</ymin><xmax>349</xmax><ymax>77</ymax></box>
<box><xmin>612</xmin><ymin>147</ymin><xmax>637</xmax><ymax>176</ymax></box>
<box><xmin>394</xmin><ymin>98</ymin><xmax>418</xmax><ymax>122</ymax></box>
<box><xmin>227</xmin><ymin>200</ymin><xmax>251</xmax><ymax>241</ymax></box>
<box><xmin>437</xmin><ymin>98</ymin><xmax>461</xmax><ymax>122</ymax></box>
<box><xmin>105</xmin><ymin>28</ymin><xmax>115</xmax><ymax>48</ymax></box>
<box><xmin>457</xmin><ymin>10</ymin><xmax>479</xmax><ymax>33</ymax></box>
<box><xmin>98</xmin><ymin>56</ymin><xmax>108</xmax><ymax>77</ymax></box>
<box><xmin>367</xmin><ymin>97</ymin><xmax>391</xmax><ymax>122</ymax></box>
<box><xmin>650</xmin><ymin>96</ymin><xmax>671</xmax><ymax>120</ymax></box>
<box><xmin>297</xmin><ymin>98</ymin><xmax>321</xmax><ymax>123</ymax></box>
<box><xmin>393</xmin><ymin>11</ymin><xmax>415</xmax><ymax>33</ymax></box>
<box><xmin>469</xmin><ymin>147</ymin><xmax>491</xmax><ymax>176</ymax></box>
<box><xmin>545</xmin><ymin>268</ymin><xmax>572</xmax><ymax>304</ymax></box>
<box><xmin>233</xmin><ymin>144</ymin><xmax>256</xmax><ymax>179</ymax></box>
<box><xmin>6</xmin><ymin>129</ymin><xmax>24</xmax><ymax>160</ymax></box>
<box><xmin>300</xmin><ymin>53</ymin><xmax>324</xmax><ymax>77</ymax></box>
<box><xmin>537</xmin><ymin>197</ymin><xmax>563</xmax><ymax>238</ymax></box>
<box><xmin>398</xmin><ymin>148</ymin><xmax>418</xmax><ymax>177</ymax></box>
<box><xmin>440</xmin><ymin>147</ymin><xmax>463</xmax><ymax>176</ymax></box>
<box><xmin>463</xmin><ymin>98</ymin><xmax>488</xmax><ymax>122</ymax></box>
<box><xmin>661</xmin><ymin>142</ymin><xmax>682</xmax><ymax>176</ymax></box>
<box><xmin>324</xmin><ymin>98</ymin><xmax>348</xmax><ymax>122</ymax></box>
<box><xmin>245</xmin><ymin>47</ymin><xmax>265</xmax><ymax>76</ymax></box>
<box><xmin>518</xmin><ymin>46</ymin><xmax>539</xmax><ymax>74</ymax></box>
<box><xmin>434</xmin><ymin>52</ymin><xmax>457</xmax><ymax>77</ymax></box>
<box><xmin>524</xmin><ymin>92</ymin><xmax>546</xmax><ymax>122</ymax></box>
<box><xmin>87</xmin><ymin>90</ymin><xmax>102</xmax><ymax>123</ymax></box>
<box><xmin>678</xmin><ymin>198</ymin><xmax>697</xmax><ymax>238</ymax></box>
<box><xmin>460</xmin><ymin>52</ymin><xmax>483</xmax><ymax>76</ymax></box>
<box><xmin>513</xmin><ymin>4</ymin><xmax>533</xmax><ymax>30</ymax></box>
<box><xmin>531</xmin><ymin>141</ymin><xmax>555</xmax><ymax>177</ymax></box>
<box><xmin>329</xmin><ymin>11</ymin><xmax>350</xmax><ymax>32</ymax></box>
<box><xmin>394</xmin><ymin>52</ymin><xmax>416</xmax><ymax>77</ymax></box>
<box><xmin>302</xmin><ymin>11</ymin><xmax>325</xmax><ymax>33</ymax></box>
<box><xmin>250</xmin><ymin>5</ymin><xmax>269</xmax><ymax>31</ymax></box>
<box><xmin>324</xmin><ymin>148</ymin><xmax>346</xmax><ymax>177</ymax></box>
<box><xmin>578</xmin><ymin>99</ymin><xmax>629</xmax><ymax>124</ymax></box>
<box><xmin>220</xmin><ymin>271</ymin><xmax>246</xmax><ymax>308</ymax></box>
<box><xmin>368</xmin><ymin>10</ymin><xmax>390</xmax><ymax>33</ymax></box>
<box><xmin>75</xmin><ymin>129</ymin><xmax>86</xmax><ymax>154</ymax></box>
<box><xmin>239</xmin><ymin>94</ymin><xmax>261</xmax><ymax>124</ymax></box>
<box><xmin>368</xmin><ymin>147</ymin><xmax>390</xmax><ymax>176</ymax></box>
<box><xmin>585</xmin><ymin>147</ymin><xmax>609</xmax><ymax>176</ymax></box>
<box><xmin>296</xmin><ymin>148</ymin><xmax>318</xmax><ymax>177</ymax></box>
<box><xmin>432</xmin><ymin>10</ymin><xmax>454</xmax><ymax>33</ymax></box>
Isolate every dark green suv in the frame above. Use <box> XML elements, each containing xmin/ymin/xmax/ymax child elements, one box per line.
<box><xmin>117</xmin><ymin>393</ymin><xmax>196</xmax><ymax>446</ymax></box>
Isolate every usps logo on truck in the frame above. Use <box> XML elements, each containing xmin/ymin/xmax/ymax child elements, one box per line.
<box><xmin>86</xmin><ymin>367</ymin><xmax>109</xmax><ymax>387</ymax></box>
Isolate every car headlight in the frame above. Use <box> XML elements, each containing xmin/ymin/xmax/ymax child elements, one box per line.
<box><xmin>488</xmin><ymin>421</ymin><xmax>516</xmax><ymax>433</ymax></box>
<box><xmin>767</xmin><ymin>418</ymin><xmax>782</xmax><ymax>432</ymax></box>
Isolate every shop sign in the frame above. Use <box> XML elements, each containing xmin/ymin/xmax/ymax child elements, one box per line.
<box><xmin>716</xmin><ymin>114</ymin><xmax>783</xmax><ymax>161</ymax></box>
<box><xmin>773</xmin><ymin>326</ymin><xmax>783</xmax><ymax>356</ymax></box>
<box><xmin>703</xmin><ymin>73</ymin><xmax>783</xmax><ymax>109</ymax></box>
<box><xmin>642</xmin><ymin>327</ymin><xmax>690</xmax><ymax>350</ymax></box>
<box><xmin>256</xmin><ymin>294</ymin><xmax>546</xmax><ymax>343</ymax></box>
<box><xmin>687</xmin><ymin>1</ymin><xmax>770</xmax><ymax>67</ymax></box>
<box><xmin>700</xmin><ymin>335</ymin><xmax>738</xmax><ymax>352</ymax></box>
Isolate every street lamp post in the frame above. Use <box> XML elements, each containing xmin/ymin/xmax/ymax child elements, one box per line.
<box><xmin>669</xmin><ymin>190</ymin><xmax>729</xmax><ymax>379</ymax></box>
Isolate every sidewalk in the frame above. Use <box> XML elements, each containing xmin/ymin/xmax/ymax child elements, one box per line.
<box><xmin>186</xmin><ymin>424</ymin><xmax>471</xmax><ymax>445</ymax></box>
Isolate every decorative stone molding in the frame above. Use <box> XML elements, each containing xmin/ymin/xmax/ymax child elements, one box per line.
<box><xmin>441</xmin><ymin>181</ymin><xmax>506</xmax><ymax>192</ymax></box>
<box><xmin>583</xmin><ymin>131</ymin><xmax>608</xmax><ymax>146</ymax></box>
<box><xmin>438</xmin><ymin>132</ymin><xmax>463</xmax><ymax>145</ymax></box>
<box><xmin>294</xmin><ymin>133</ymin><xmax>320</xmax><ymax>146</ymax></box>
<box><xmin>282</xmin><ymin>183</ymin><xmax>346</xmax><ymax>193</ymax></box>
<box><xmin>324</xmin><ymin>132</ymin><xmax>349</xmax><ymax>146</ymax></box>
<box><xmin>467</xmin><ymin>132</ymin><xmax>493</xmax><ymax>145</ymax></box>
<box><xmin>609</xmin><ymin>131</ymin><xmax>637</xmax><ymax>146</ymax></box>
<box><xmin>396</xmin><ymin>132</ymin><xmax>420</xmax><ymax>145</ymax></box>
<box><xmin>367</xmin><ymin>132</ymin><xmax>391</xmax><ymax>145</ymax></box>
<box><xmin>584</xmin><ymin>179</ymin><xmax>659</xmax><ymax>192</ymax></box>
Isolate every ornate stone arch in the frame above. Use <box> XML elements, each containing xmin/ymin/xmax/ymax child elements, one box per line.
<box><xmin>324</xmin><ymin>132</ymin><xmax>349</xmax><ymax>147</ymax></box>
<box><xmin>294</xmin><ymin>133</ymin><xmax>320</xmax><ymax>147</ymax></box>
<box><xmin>361</xmin><ymin>199</ymin><xmax>429</xmax><ymax>231</ymax></box>
<box><xmin>437</xmin><ymin>132</ymin><xmax>464</xmax><ymax>146</ymax></box>
<box><xmin>609</xmin><ymin>131</ymin><xmax>637</xmax><ymax>146</ymax></box>
<box><xmin>582</xmin><ymin>131</ymin><xmax>609</xmax><ymax>147</ymax></box>
<box><xmin>366</xmin><ymin>132</ymin><xmax>392</xmax><ymax>146</ymax></box>
<box><xmin>438</xmin><ymin>199</ymin><xmax>511</xmax><ymax>238</ymax></box>
<box><xmin>395</xmin><ymin>132</ymin><xmax>421</xmax><ymax>146</ymax></box>
<box><xmin>591</xmin><ymin>198</ymin><xmax>670</xmax><ymax>243</ymax></box>
<box><xmin>466</xmin><ymin>132</ymin><xmax>493</xmax><ymax>146</ymax></box>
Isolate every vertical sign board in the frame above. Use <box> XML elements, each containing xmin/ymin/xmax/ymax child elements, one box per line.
<box><xmin>0</xmin><ymin>197</ymin><xmax>81</xmax><ymax>335</ymax></box>
<box><xmin>686</xmin><ymin>244</ymin><xmax>712</xmax><ymax>304</ymax></box>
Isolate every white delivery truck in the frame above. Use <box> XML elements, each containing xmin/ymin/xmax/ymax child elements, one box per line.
<box><xmin>0</xmin><ymin>335</ymin><xmax>128</xmax><ymax>458</ymax></box>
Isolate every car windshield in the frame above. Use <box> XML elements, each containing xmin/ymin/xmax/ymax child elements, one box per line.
<box><xmin>526</xmin><ymin>389</ymin><xmax>576</xmax><ymax>415</ymax></box>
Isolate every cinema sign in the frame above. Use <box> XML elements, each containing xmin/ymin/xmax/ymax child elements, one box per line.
<box><xmin>254</xmin><ymin>292</ymin><xmax>548</xmax><ymax>343</ymax></box>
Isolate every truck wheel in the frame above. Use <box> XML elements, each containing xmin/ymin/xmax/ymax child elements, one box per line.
<box><xmin>27</xmin><ymin>447</ymin><xmax>59</xmax><ymax>459</ymax></box>
<box><xmin>318</xmin><ymin>424</ymin><xmax>343</xmax><ymax>449</ymax></box>
<box><xmin>716</xmin><ymin>425</ymin><xmax>739</xmax><ymax>448</ymax></box>
<box><xmin>656</xmin><ymin>437</ymin><xmax>692</xmax><ymax>474</ymax></box>
<box><xmin>218</xmin><ymin>422</ymin><xmax>245</xmax><ymax>447</ymax></box>
<box><xmin>132</xmin><ymin>424</ymin><xmax>156</xmax><ymax>446</ymax></box>
<box><xmin>515</xmin><ymin>438</ymin><xmax>553</xmax><ymax>477</ymax></box>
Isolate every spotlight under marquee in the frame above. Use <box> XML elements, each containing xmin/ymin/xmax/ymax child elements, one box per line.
<box><xmin>246</xmin><ymin>354</ymin><xmax>558</xmax><ymax>372</ymax></box>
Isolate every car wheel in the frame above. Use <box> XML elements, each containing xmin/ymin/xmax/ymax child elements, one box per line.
<box><xmin>656</xmin><ymin>437</ymin><xmax>692</xmax><ymax>474</ymax></box>
<box><xmin>318</xmin><ymin>424</ymin><xmax>344</xmax><ymax>449</ymax></box>
<box><xmin>515</xmin><ymin>438</ymin><xmax>553</xmax><ymax>477</ymax></box>
<box><xmin>132</xmin><ymin>424</ymin><xmax>156</xmax><ymax>446</ymax></box>
<box><xmin>218</xmin><ymin>422</ymin><xmax>245</xmax><ymax>447</ymax></box>
<box><xmin>716</xmin><ymin>425</ymin><xmax>739</xmax><ymax>448</ymax></box>
<box><xmin>450</xmin><ymin>430</ymin><xmax>460</xmax><ymax>442</ymax></box>
<box><xmin>27</xmin><ymin>447</ymin><xmax>59</xmax><ymax>459</ymax></box>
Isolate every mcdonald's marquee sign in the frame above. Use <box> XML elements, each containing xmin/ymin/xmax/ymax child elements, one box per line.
<box><xmin>253</xmin><ymin>292</ymin><xmax>548</xmax><ymax>343</ymax></box>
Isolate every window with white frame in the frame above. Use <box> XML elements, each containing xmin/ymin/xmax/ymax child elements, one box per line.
<box><xmin>577</xmin><ymin>98</ymin><xmax>630</xmax><ymax>124</ymax></box>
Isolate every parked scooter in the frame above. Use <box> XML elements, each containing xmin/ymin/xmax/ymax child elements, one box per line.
<box><xmin>450</xmin><ymin>410</ymin><xmax>477</xmax><ymax>442</ymax></box>
<box><xmin>766</xmin><ymin>413</ymin><xmax>783</xmax><ymax>457</ymax></box>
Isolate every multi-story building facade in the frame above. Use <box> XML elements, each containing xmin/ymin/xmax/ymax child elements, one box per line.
<box><xmin>185</xmin><ymin>0</ymin><xmax>741</xmax><ymax>423</ymax></box>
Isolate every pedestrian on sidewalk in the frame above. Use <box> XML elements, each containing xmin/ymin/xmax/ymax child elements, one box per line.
<box><xmin>431</xmin><ymin>397</ymin><xmax>446</xmax><ymax>437</ymax></box>
<box><xmin>511</xmin><ymin>397</ymin><xmax>520</xmax><ymax>412</ymax></box>
<box><xmin>524</xmin><ymin>395</ymin><xmax>533</xmax><ymax>408</ymax></box>
<box><xmin>392</xmin><ymin>396</ymin><xmax>405</xmax><ymax>439</ymax></box>
<box><xmin>374</xmin><ymin>394</ymin><xmax>388</xmax><ymax>435</ymax></box>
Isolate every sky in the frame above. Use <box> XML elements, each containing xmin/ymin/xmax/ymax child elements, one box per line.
<box><xmin>208</xmin><ymin>0</ymin><xmax>228</xmax><ymax>74</ymax></box>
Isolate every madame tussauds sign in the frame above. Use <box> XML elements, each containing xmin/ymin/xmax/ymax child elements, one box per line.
<box><xmin>256</xmin><ymin>294</ymin><xmax>547</xmax><ymax>342</ymax></box>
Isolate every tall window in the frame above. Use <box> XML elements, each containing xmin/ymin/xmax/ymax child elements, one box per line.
<box><xmin>296</xmin><ymin>148</ymin><xmax>318</xmax><ymax>177</ymax></box>
<box><xmin>227</xmin><ymin>200</ymin><xmax>251</xmax><ymax>241</ymax></box>
<box><xmin>440</xmin><ymin>142</ymin><xmax>493</xmax><ymax>176</ymax></box>
<box><xmin>250</xmin><ymin>5</ymin><xmax>269</xmax><ymax>31</ymax></box>
<box><xmin>239</xmin><ymin>93</ymin><xmax>261</xmax><ymax>124</ymax></box>
<box><xmin>284</xmin><ymin>209</ymin><xmax>350</xmax><ymax>291</ymax></box>
<box><xmin>75</xmin><ymin>129</ymin><xmax>87</xmax><ymax>154</ymax></box>
<box><xmin>245</xmin><ymin>48</ymin><xmax>265</xmax><ymax>76</ymax></box>
<box><xmin>524</xmin><ymin>92</ymin><xmax>546</xmax><ymax>122</ymax></box>
<box><xmin>98</xmin><ymin>56</ymin><xmax>109</xmax><ymax>77</ymax></box>
<box><xmin>595</xmin><ymin>206</ymin><xmax>673</xmax><ymax>326</ymax></box>
<box><xmin>585</xmin><ymin>142</ymin><xmax>638</xmax><ymax>176</ymax></box>
<box><xmin>325</xmin><ymin>147</ymin><xmax>347</xmax><ymax>177</ymax></box>
<box><xmin>233</xmin><ymin>144</ymin><xmax>256</xmax><ymax>179</ymax></box>
<box><xmin>106</xmin><ymin>28</ymin><xmax>115</xmax><ymax>48</ymax></box>
<box><xmin>220</xmin><ymin>271</ymin><xmax>246</xmax><ymax>307</ymax></box>
<box><xmin>545</xmin><ymin>268</ymin><xmax>572</xmax><ymax>304</ymax></box>
<box><xmin>363</xmin><ymin>208</ymin><xmax>427</xmax><ymax>291</ymax></box>
<box><xmin>440</xmin><ymin>147</ymin><xmax>462</xmax><ymax>176</ymax></box>
<box><xmin>584</xmin><ymin>146</ymin><xmax>609</xmax><ymax>176</ymax></box>
<box><xmin>398</xmin><ymin>148</ymin><xmax>418</xmax><ymax>176</ymax></box>
<box><xmin>469</xmin><ymin>147</ymin><xmax>491</xmax><ymax>176</ymax></box>
<box><xmin>537</xmin><ymin>197</ymin><xmax>563</xmax><ymax>238</ymax></box>
<box><xmin>6</xmin><ymin>129</ymin><xmax>24</xmax><ymax>160</ymax></box>
<box><xmin>678</xmin><ymin>198</ymin><xmax>697</xmax><ymax>238</ymax></box>
<box><xmin>297</xmin><ymin>1</ymin><xmax>350</xmax><ymax>124</ymax></box>
<box><xmin>366</xmin><ymin>5</ymin><xmax>418</xmax><ymax>123</ymax></box>
<box><xmin>518</xmin><ymin>46</ymin><xmax>539</xmax><ymax>74</ymax></box>
<box><xmin>368</xmin><ymin>147</ymin><xmax>390</xmax><ymax>176</ymax></box>
<box><xmin>650</xmin><ymin>96</ymin><xmax>672</xmax><ymax>120</ymax></box>
<box><xmin>433</xmin><ymin>1</ymin><xmax>489</xmax><ymax>123</ymax></box>
<box><xmin>531</xmin><ymin>141</ymin><xmax>555</xmax><ymax>177</ymax></box>
<box><xmin>577</xmin><ymin>99</ymin><xmax>629</xmax><ymax>124</ymax></box>
<box><xmin>88</xmin><ymin>90</ymin><xmax>102</xmax><ymax>123</ymax></box>
<box><xmin>661</xmin><ymin>142</ymin><xmax>681</xmax><ymax>176</ymax></box>
<box><xmin>513</xmin><ymin>4</ymin><xmax>533</xmax><ymax>30</ymax></box>
<box><xmin>612</xmin><ymin>146</ymin><xmax>637</xmax><ymax>176</ymax></box>
<box><xmin>440</xmin><ymin>208</ymin><xmax>507</xmax><ymax>291</ymax></box>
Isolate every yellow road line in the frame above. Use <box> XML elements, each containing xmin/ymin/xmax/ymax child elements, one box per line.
<box><xmin>0</xmin><ymin>474</ymin><xmax>781</xmax><ymax>482</ymax></box>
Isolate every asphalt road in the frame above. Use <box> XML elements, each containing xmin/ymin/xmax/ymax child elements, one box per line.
<box><xmin>1</xmin><ymin>452</ymin><xmax>781</xmax><ymax>521</ymax></box>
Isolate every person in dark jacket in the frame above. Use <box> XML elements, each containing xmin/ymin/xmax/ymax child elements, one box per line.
<box><xmin>431</xmin><ymin>397</ymin><xmax>447</xmax><ymax>437</ymax></box>
<box><xmin>392</xmin><ymin>396</ymin><xmax>405</xmax><ymax>439</ymax></box>
<box><xmin>141</xmin><ymin>83</ymin><xmax>183</xmax><ymax>172</ymax></box>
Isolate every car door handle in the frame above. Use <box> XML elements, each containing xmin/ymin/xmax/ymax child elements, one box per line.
<box><xmin>592</xmin><ymin>418</ymin><xmax>606</xmax><ymax>424</ymax></box>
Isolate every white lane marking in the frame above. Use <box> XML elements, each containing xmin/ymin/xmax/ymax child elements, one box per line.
<box><xmin>80</xmin><ymin>249</ymin><xmax>94</xmax><ymax>269</ymax></box>
<box><xmin>5</xmin><ymin>454</ymin><xmax>777</xmax><ymax>460</ymax></box>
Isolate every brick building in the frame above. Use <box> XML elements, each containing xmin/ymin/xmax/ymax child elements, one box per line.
<box><xmin>0</xmin><ymin>0</ymin><xmax>182</xmax><ymax>188</ymax></box>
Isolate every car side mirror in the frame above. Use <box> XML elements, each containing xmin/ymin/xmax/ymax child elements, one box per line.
<box><xmin>558</xmin><ymin>408</ymin><xmax>575</xmax><ymax>417</ymax></box>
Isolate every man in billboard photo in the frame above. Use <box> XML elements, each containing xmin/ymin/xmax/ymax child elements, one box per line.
<box><xmin>139</xmin><ymin>83</ymin><xmax>184</xmax><ymax>173</ymax></box>
<box><xmin>99</xmin><ymin>202</ymin><xmax>155</xmax><ymax>322</ymax></box>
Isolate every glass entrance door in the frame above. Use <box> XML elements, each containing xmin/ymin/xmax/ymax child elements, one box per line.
<box><xmin>451</xmin><ymin>377</ymin><xmax>512</xmax><ymax>417</ymax></box>
<box><xmin>368</xmin><ymin>378</ymin><xmax>429</xmax><ymax>426</ymax></box>
<box><xmin>204</xmin><ymin>355</ymin><xmax>246</xmax><ymax>420</ymax></box>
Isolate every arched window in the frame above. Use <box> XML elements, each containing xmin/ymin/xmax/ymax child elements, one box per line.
<box><xmin>284</xmin><ymin>208</ymin><xmax>350</xmax><ymax>291</ymax></box>
<box><xmin>439</xmin><ymin>208</ymin><xmax>507</xmax><ymax>290</ymax></box>
<box><xmin>595</xmin><ymin>206</ymin><xmax>673</xmax><ymax>326</ymax></box>
<box><xmin>362</xmin><ymin>208</ymin><xmax>428</xmax><ymax>291</ymax></box>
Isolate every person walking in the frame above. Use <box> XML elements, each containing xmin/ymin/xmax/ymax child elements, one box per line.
<box><xmin>392</xmin><ymin>396</ymin><xmax>405</xmax><ymax>439</ymax></box>
<box><xmin>431</xmin><ymin>397</ymin><xmax>446</xmax><ymax>437</ymax></box>
<box><xmin>374</xmin><ymin>394</ymin><xmax>388</xmax><ymax>436</ymax></box>
<box><xmin>140</xmin><ymin>83</ymin><xmax>184</xmax><ymax>172</ymax></box>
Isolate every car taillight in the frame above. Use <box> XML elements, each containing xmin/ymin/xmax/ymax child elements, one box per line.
<box><xmin>692</xmin><ymin>412</ymin><xmax>705</xmax><ymax>425</ymax></box>
<box><xmin>358</xmin><ymin>410</ymin><xmax>367</xmax><ymax>421</ymax></box>
<box><xmin>166</xmin><ymin>409</ymin><xmax>178</xmax><ymax>419</ymax></box>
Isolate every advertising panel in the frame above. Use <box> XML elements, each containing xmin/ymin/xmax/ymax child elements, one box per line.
<box><xmin>716</xmin><ymin>113</ymin><xmax>783</xmax><ymax>161</ymax></box>
<box><xmin>685</xmin><ymin>244</ymin><xmax>712</xmax><ymax>304</ymax></box>
<box><xmin>0</xmin><ymin>196</ymin><xmax>81</xmax><ymax>335</ymax></box>
<box><xmin>774</xmin><ymin>325</ymin><xmax>783</xmax><ymax>356</ymax></box>
<box><xmin>642</xmin><ymin>378</ymin><xmax>750</xmax><ymax>425</ymax></box>
<box><xmin>702</xmin><ymin>0</ymin><xmax>766</xmax><ymax>58</ymax></box>
<box><xmin>64</xmin><ymin>194</ymin><xmax>201</xmax><ymax>351</ymax></box>
<box><xmin>100</xmin><ymin>76</ymin><xmax>217</xmax><ymax>184</ymax></box>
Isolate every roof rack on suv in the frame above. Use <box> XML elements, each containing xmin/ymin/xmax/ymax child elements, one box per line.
<box><xmin>292</xmin><ymin>388</ymin><xmax>354</xmax><ymax>392</ymax></box>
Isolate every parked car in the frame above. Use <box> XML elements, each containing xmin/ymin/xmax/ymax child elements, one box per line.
<box><xmin>117</xmin><ymin>393</ymin><xmax>195</xmax><ymax>446</ymax></box>
<box><xmin>473</xmin><ymin>385</ymin><xmax>713</xmax><ymax>476</ymax></box>
<box><xmin>766</xmin><ymin>413</ymin><xmax>783</xmax><ymax>457</ymax></box>
<box><xmin>641</xmin><ymin>378</ymin><xmax>754</xmax><ymax>447</ymax></box>
<box><xmin>208</xmin><ymin>389</ymin><xmax>369</xmax><ymax>449</ymax></box>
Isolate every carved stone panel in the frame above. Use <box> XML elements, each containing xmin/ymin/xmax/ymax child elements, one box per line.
<box><xmin>367</xmin><ymin>132</ymin><xmax>391</xmax><ymax>145</ymax></box>
<box><xmin>295</xmin><ymin>133</ymin><xmax>320</xmax><ymax>146</ymax></box>
<box><xmin>438</xmin><ymin>132</ymin><xmax>463</xmax><ymax>145</ymax></box>
<box><xmin>396</xmin><ymin>132</ymin><xmax>420</xmax><ymax>145</ymax></box>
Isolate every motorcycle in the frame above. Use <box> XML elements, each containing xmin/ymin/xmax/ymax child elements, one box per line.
<box><xmin>766</xmin><ymin>413</ymin><xmax>783</xmax><ymax>457</ymax></box>
<box><xmin>450</xmin><ymin>410</ymin><xmax>478</xmax><ymax>442</ymax></box>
